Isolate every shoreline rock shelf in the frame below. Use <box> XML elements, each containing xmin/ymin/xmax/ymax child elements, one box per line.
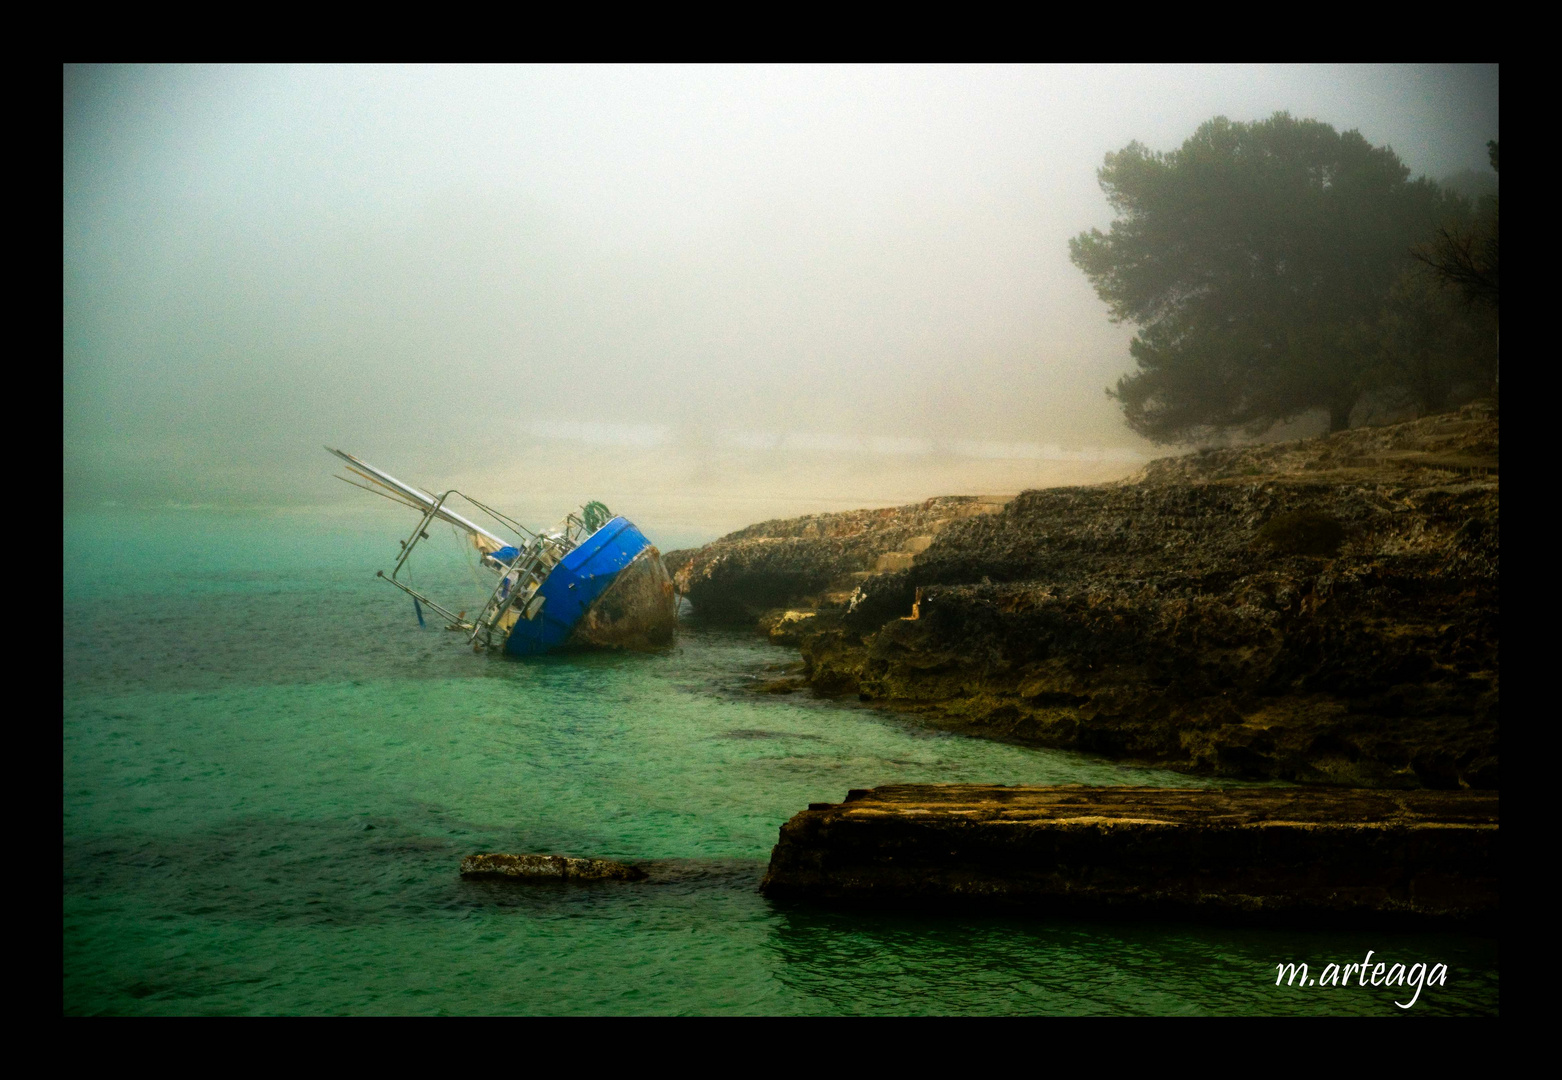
<box><xmin>760</xmin><ymin>785</ymin><xmax>1498</xmax><ymax>928</ymax></box>
<box><xmin>667</xmin><ymin>406</ymin><xmax>1499</xmax><ymax>788</ymax></box>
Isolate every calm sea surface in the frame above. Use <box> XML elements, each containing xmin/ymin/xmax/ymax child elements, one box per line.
<box><xmin>63</xmin><ymin>509</ymin><xmax>1498</xmax><ymax>1015</ymax></box>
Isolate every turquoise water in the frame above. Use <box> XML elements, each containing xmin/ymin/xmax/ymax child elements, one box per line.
<box><xmin>64</xmin><ymin>510</ymin><xmax>1498</xmax><ymax>1015</ymax></box>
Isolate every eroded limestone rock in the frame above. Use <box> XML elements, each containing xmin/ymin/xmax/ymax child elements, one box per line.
<box><xmin>671</xmin><ymin>408</ymin><xmax>1500</xmax><ymax>788</ymax></box>
<box><xmin>761</xmin><ymin>784</ymin><xmax>1498</xmax><ymax>928</ymax></box>
<box><xmin>662</xmin><ymin>496</ymin><xmax>1009</xmax><ymax>624</ymax></box>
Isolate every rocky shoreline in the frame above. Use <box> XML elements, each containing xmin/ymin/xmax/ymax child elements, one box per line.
<box><xmin>667</xmin><ymin>406</ymin><xmax>1498</xmax><ymax>789</ymax></box>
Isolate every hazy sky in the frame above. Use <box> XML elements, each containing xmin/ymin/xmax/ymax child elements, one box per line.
<box><xmin>64</xmin><ymin>64</ymin><xmax>1498</xmax><ymax>538</ymax></box>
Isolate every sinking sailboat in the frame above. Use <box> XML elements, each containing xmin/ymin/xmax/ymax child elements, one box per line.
<box><xmin>328</xmin><ymin>448</ymin><xmax>676</xmax><ymax>655</ymax></box>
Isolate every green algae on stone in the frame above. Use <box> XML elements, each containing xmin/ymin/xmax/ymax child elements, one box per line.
<box><xmin>460</xmin><ymin>853</ymin><xmax>648</xmax><ymax>882</ymax></box>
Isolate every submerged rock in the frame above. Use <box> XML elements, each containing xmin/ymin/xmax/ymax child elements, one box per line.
<box><xmin>761</xmin><ymin>784</ymin><xmax>1498</xmax><ymax>929</ymax></box>
<box><xmin>460</xmin><ymin>853</ymin><xmax>647</xmax><ymax>882</ymax></box>
<box><xmin>749</xmin><ymin>676</ymin><xmax>809</xmax><ymax>694</ymax></box>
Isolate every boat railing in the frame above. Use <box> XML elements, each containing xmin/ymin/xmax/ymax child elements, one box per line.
<box><xmin>355</xmin><ymin>476</ymin><xmax>615</xmax><ymax>651</ymax></box>
<box><xmin>470</xmin><ymin>546</ymin><xmax>553</xmax><ymax>650</ymax></box>
<box><xmin>332</xmin><ymin>450</ymin><xmax>621</xmax><ymax>648</ymax></box>
<box><xmin>378</xmin><ymin>490</ymin><xmax>475</xmax><ymax>632</ymax></box>
<box><xmin>466</xmin><ymin>505</ymin><xmax>610</xmax><ymax>650</ymax></box>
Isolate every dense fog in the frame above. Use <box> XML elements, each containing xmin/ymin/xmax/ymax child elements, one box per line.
<box><xmin>64</xmin><ymin>65</ymin><xmax>1498</xmax><ymax>540</ymax></box>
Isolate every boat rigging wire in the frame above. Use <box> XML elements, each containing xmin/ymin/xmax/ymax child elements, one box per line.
<box><xmin>451</xmin><ymin>491</ymin><xmax>538</xmax><ymax>541</ymax></box>
<box><xmin>334</xmin><ymin>473</ymin><xmax>426</xmax><ymax>512</ymax></box>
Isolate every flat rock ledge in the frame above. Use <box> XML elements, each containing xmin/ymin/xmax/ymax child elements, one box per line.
<box><xmin>460</xmin><ymin>853</ymin><xmax>647</xmax><ymax>882</ymax></box>
<box><xmin>760</xmin><ymin>785</ymin><xmax>1497</xmax><ymax>929</ymax></box>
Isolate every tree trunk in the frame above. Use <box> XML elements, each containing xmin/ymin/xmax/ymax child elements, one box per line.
<box><xmin>1328</xmin><ymin>398</ymin><xmax>1354</xmax><ymax>432</ymax></box>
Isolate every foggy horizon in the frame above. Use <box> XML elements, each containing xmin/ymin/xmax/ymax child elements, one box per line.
<box><xmin>64</xmin><ymin>64</ymin><xmax>1499</xmax><ymax>541</ymax></box>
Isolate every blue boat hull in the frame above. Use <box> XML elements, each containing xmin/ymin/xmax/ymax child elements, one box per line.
<box><xmin>502</xmin><ymin>517</ymin><xmax>675</xmax><ymax>656</ymax></box>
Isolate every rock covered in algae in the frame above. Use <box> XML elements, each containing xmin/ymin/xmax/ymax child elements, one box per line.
<box><xmin>460</xmin><ymin>853</ymin><xmax>647</xmax><ymax>882</ymax></box>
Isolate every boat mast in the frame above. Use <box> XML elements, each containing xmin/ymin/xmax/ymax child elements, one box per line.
<box><xmin>326</xmin><ymin>447</ymin><xmax>509</xmax><ymax>549</ymax></box>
